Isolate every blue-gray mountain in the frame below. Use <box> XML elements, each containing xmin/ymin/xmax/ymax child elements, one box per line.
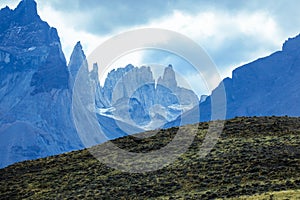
<box><xmin>95</xmin><ymin>64</ymin><xmax>199</xmax><ymax>130</ymax></box>
<box><xmin>68</xmin><ymin>41</ymin><xmax>146</xmax><ymax>141</ymax></box>
<box><xmin>69</xmin><ymin>42</ymin><xmax>199</xmax><ymax>140</ymax></box>
<box><xmin>166</xmin><ymin>34</ymin><xmax>300</xmax><ymax>127</ymax></box>
<box><xmin>1</xmin><ymin>0</ymin><xmax>300</xmax><ymax>169</ymax></box>
<box><xmin>0</xmin><ymin>0</ymin><xmax>83</xmax><ymax>168</ymax></box>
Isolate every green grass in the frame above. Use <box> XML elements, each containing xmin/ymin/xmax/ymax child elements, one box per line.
<box><xmin>0</xmin><ymin>116</ymin><xmax>300</xmax><ymax>199</ymax></box>
<box><xmin>222</xmin><ymin>189</ymin><xmax>300</xmax><ymax>200</ymax></box>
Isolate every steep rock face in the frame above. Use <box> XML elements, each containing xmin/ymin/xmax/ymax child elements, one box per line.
<box><xmin>68</xmin><ymin>41</ymin><xmax>88</xmax><ymax>87</ymax></box>
<box><xmin>100</xmin><ymin>64</ymin><xmax>154</xmax><ymax>106</ymax></box>
<box><xmin>90</xmin><ymin>63</ymin><xmax>104</xmax><ymax>109</ymax></box>
<box><xmin>67</xmin><ymin>42</ymin><xmax>145</xmax><ymax>140</ymax></box>
<box><xmin>96</xmin><ymin>64</ymin><xmax>199</xmax><ymax>130</ymax></box>
<box><xmin>157</xmin><ymin>64</ymin><xmax>177</xmax><ymax>90</ymax></box>
<box><xmin>0</xmin><ymin>0</ymin><xmax>68</xmax><ymax>94</ymax></box>
<box><xmin>221</xmin><ymin>34</ymin><xmax>300</xmax><ymax>119</ymax></box>
<box><xmin>0</xmin><ymin>0</ymin><xmax>82</xmax><ymax>168</ymax></box>
<box><xmin>167</xmin><ymin>34</ymin><xmax>300</xmax><ymax>127</ymax></box>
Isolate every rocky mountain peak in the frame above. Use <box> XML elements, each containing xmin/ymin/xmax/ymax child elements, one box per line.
<box><xmin>68</xmin><ymin>41</ymin><xmax>88</xmax><ymax>79</ymax></box>
<box><xmin>14</xmin><ymin>0</ymin><xmax>40</xmax><ymax>25</ymax></box>
<box><xmin>157</xmin><ymin>64</ymin><xmax>177</xmax><ymax>90</ymax></box>
<box><xmin>282</xmin><ymin>34</ymin><xmax>300</xmax><ymax>53</ymax></box>
<box><xmin>0</xmin><ymin>6</ymin><xmax>11</xmax><ymax>14</ymax></box>
<box><xmin>0</xmin><ymin>0</ymin><xmax>59</xmax><ymax>49</ymax></box>
<box><xmin>74</xmin><ymin>41</ymin><xmax>83</xmax><ymax>50</ymax></box>
<box><xmin>0</xmin><ymin>0</ymin><xmax>69</xmax><ymax>94</ymax></box>
<box><xmin>90</xmin><ymin>63</ymin><xmax>99</xmax><ymax>81</ymax></box>
<box><xmin>16</xmin><ymin>0</ymin><xmax>37</xmax><ymax>13</ymax></box>
<box><xmin>96</xmin><ymin>64</ymin><xmax>199</xmax><ymax>129</ymax></box>
<box><xmin>0</xmin><ymin>0</ymin><xmax>82</xmax><ymax>168</ymax></box>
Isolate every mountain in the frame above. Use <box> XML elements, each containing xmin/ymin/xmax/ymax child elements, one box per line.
<box><xmin>68</xmin><ymin>41</ymin><xmax>89</xmax><ymax>87</ymax></box>
<box><xmin>222</xmin><ymin>34</ymin><xmax>300</xmax><ymax>118</ymax></box>
<box><xmin>67</xmin><ymin>43</ymin><xmax>146</xmax><ymax>141</ymax></box>
<box><xmin>68</xmin><ymin>48</ymin><xmax>199</xmax><ymax>142</ymax></box>
<box><xmin>0</xmin><ymin>0</ymin><xmax>83</xmax><ymax>168</ymax></box>
<box><xmin>96</xmin><ymin>64</ymin><xmax>199</xmax><ymax>130</ymax></box>
<box><xmin>1</xmin><ymin>0</ymin><xmax>300</xmax><ymax>170</ymax></box>
<box><xmin>0</xmin><ymin>0</ymin><xmax>200</xmax><ymax>169</ymax></box>
<box><xmin>167</xmin><ymin>34</ymin><xmax>300</xmax><ymax>127</ymax></box>
<box><xmin>1</xmin><ymin>116</ymin><xmax>299</xmax><ymax>199</ymax></box>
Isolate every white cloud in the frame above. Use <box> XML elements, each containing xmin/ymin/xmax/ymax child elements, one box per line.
<box><xmin>37</xmin><ymin>3</ymin><xmax>106</xmax><ymax>62</ymax></box>
<box><xmin>99</xmin><ymin>50</ymin><xmax>146</xmax><ymax>85</ymax></box>
<box><xmin>0</xmin><ymin>0</ymin><xmax>19</xmax><ymax>9</ymax></box>
<box><xmin>1</xmin><ymin>0</ymin><xmax>298</xmax><ymax>97</ymax></box>
<box><xmin>177</xmin><ymin>72</ymin><xmax>210</xmax><ymax>97</ymax></box>
<box><xmin>122</xmin><ymin>9</ymin><xmax>290</xmax><ymax>95</ymax></box>
<box><xmin>143</xmin><ymin>10</ymin><xmax>284</xmax><ymax>52</ymax></box>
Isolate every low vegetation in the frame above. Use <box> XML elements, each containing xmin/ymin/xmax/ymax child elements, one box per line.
<box><xmin>0</xmin><ymin>116</ymin><xmax>300</xmax><ymax>199</ymax></box>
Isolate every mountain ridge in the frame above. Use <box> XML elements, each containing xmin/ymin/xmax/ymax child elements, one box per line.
<box><xmin>0</xmin><ymin>0</ymin><xmax>83</xmax><ymax>168</ymax></box>
<box><xmin>166</xmin><ymin>33</ymin><xmax>300</xmax><ymax>127</ymax></box>
<box><xmin>95</xmin><ymin>63</ymin><xmax>199</xmax><ymax>130</ymax></box>
<box><xmin>1</xmin><ymin>0</ymin><xmax>300</xmax><ymax>170</ymax></box>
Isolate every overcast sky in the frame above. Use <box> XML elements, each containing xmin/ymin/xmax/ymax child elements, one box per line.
<box><xmin>1</xmin><ymin>0</ymin><xmax>300</xmax><ymax>96</ymax></box>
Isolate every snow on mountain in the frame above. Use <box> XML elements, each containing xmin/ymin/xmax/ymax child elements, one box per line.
<box><xmin>95</xmin><ymin>64</ymin><xmax>199</xmax><ymax>130</ymax></box>
<box><xmin>2</xmin><ymin>0</ymin><xmax>300</xmax><ymax>169</ymax></box>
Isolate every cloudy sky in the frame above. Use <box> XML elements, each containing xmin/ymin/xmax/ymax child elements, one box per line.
<box><xmin>1</xmin><ymin>0</ymin><xmax>300</xmax><ymax>96</ymax></box>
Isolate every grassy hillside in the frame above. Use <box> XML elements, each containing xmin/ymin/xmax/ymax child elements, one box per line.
<box><xmin>1</xmin><ymin>116</ymin><xmax>300</xmax><ymax>199</ymax></box>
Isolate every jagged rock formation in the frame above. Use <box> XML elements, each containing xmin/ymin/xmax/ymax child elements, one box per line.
<box><xmin>0</xmin><ymin>0</ymin><xmax>83</xmax><ymax>168</ymax></box>
<box><xmin>157</xmin><ymin>64</ymin><xmax>177</xmax><ymax>90</ymax></box>
<box><xmin>2</xmin><ymin>0</ymin><xmax>300</xmax><ymax>169</ymax></box>
<box><xmin>96</xmin><ymin>64</ymin><xmax>199</xmax><ymax>129</ymax></box>
<box><xmin>68</xmin><ymin>41</ymin><xmax>89</xmax><ymax>87</ymax></box>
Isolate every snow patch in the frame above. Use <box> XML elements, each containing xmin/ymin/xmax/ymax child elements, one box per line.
<box><xmin>28</xmin><ymin>46</ymin><xmax>36</xmax><ymax>51</ymax></box>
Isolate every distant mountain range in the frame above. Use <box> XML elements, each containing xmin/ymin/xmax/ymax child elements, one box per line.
<box><xmin>0</xmin><ymin>0</ymin><xmax>300</xmax><ymax>168</ymax></box>
<box><xmin>95</xmin><ymin>64</ymin><xmax>198</xmax><ymax>130</ymax></box>
<box><xmin>166</xmin><ymin>33</ymin><xmax>300</xmax><ymax>128</ymax></box>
